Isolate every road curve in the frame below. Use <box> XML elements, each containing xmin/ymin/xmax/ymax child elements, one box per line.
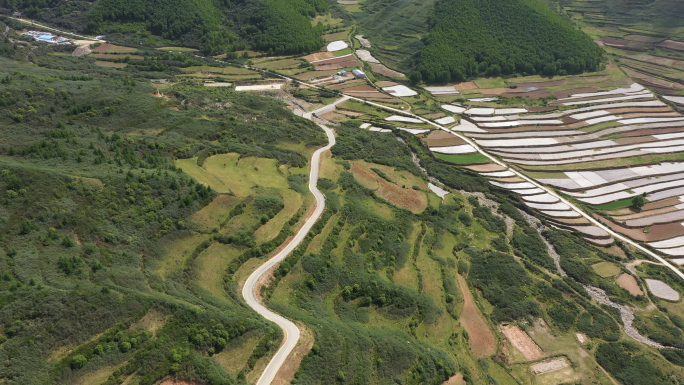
<box><xmin>242</xmin><ymin>122</ymin><xmax>335</xmax><ymax>385</ymax></box>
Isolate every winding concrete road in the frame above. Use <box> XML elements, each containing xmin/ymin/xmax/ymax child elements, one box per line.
<box><xmin>241</xmin><ymin>121</ymin><xmax>335</xmax><ymax>385</ymax></box>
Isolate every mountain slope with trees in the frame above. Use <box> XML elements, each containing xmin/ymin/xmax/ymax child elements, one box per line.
<box><xmin>0</xmin><ymin>0</ymin><xmax>328</xmax><ymax>55</ymax></box>
<box><xmin>411</xmin><ymin>0</ymin><xmax>605</xmax><ymax>83</ymax></box>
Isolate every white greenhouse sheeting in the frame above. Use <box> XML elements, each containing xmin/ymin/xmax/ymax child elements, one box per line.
<box><xmin>586</xmin><ymin>115</ymin><xmax>621</xmax><ymax>125</ymax></box>
<box><xmin>441</xmin><ymin>104</ymin><xmax>466</xmax><ymax>114</ymax></box>
<box><xmin>495</xmin><ymin>108</ymin><xmax>528</xmax><ymax>115</ymax></box>
<box><xmin>430</xmin><ymin>144</ymin><xmax>476</xmax><ymax>154</ymax></box>
<box><xmin>465</xmin><ymin>108</ymin><xmax>495</xmax><ymax>115</ymax></box>
<box><xmin>664</xmin><ymin>96</ymin><xmax>684</xmax><ymax>105</ymax></box>
<box><xmin>327</xmin><ymin>40</ymin><xmax>349</xmax><ymax>52</ymax></box>
<box><xmin>235</xmin><ymin>84</ymin><xmax>282</xmax><ymax>91</ymax></box>
<box><xmin>383</xmin><ymin>85</ymin><xmax>418</xmax><ymax>97</ymax></box>
<box><xmin>524</xmin><ymin>202</ymin><xmax>571</xmax><ymax>210</ymax></box>
<box><xmin>476</xmin><ymin>138</ymin><xmax>558</xmax><ymax>147</ymax></box>
<box><xmin>397</xmin><ymin>127</ymin><xmax>430</xmax><ymax>134</ymax></box>
<box><xmin>523</xmin><ymin>193</ymin><xmax>560</xmax><ymax>203</ymax></box>
<box><xmin>428</xmin><ymin>183</ymin><xmax>449</xmax><ymax>199</ymax></box>
<box><xmin>480</xmin><ymin>170</ymin><xmax>516</xmax><ymax>177</ymax></box>
<box><xmin>618</xmin><ymin>117</ymin><xmax>684</xmax><ymax>125</ymax></box>
<box><xmin>563</xmin><ymin>92</ymin><xmax>654</xmax><ymax>106</ymax></box>
<box><xmin>385</xmin><ymin>115</ymin><xmax>423</xmax><ymax>123</ymax></box>
<box><xmin>490</xmin><ymin>181</ymin><xmax>536</xmax><ymax>189</ymax></box>
<box><xmin>570</xmin><ymin>110</ymin><xmax>610</xmax><ymax>120</ymax></box>
<box><xmin>541</xmin><ymin>210</ymin><xmax>581</xmax><ymax>218</ymax></box>
<box><xmin>559</xmin><ymin>83</ymin><xmax>644</xmax><ymax>100</ymax></box>
<box><xmin>511</xmin><ymin>188</ymin><xmax>545</xmax><ymax>195</ymax></box>
<box><xmin>450</xmin><ymin>119</ymin><xmax>486</xmax><ymax>133</ymax></box>
<box><xmin>649</xmin><ymin>236</ymin><xmax>684</xmax><ymax>249</ymax></box>
<box><xmin>435</xmin><ymin>116</ymin><xmax>457</xmax><ymax>125</ymax></box>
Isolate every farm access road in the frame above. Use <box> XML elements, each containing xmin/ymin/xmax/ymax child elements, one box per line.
<box><xmin>242</xmin><ymin>117</ymin><xmax>336</xmax><ymax>385</ymax></box>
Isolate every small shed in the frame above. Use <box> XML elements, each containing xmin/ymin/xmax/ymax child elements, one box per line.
<box><xmin>337</xmin><ymin>70</ymin><xmax>347</xmax><ymax>76</ymax></box>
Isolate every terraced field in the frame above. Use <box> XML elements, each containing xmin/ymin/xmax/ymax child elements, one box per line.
<box><xmin>424</xmin><ymin>82</ymin><xmax>684</xmax><ymax>266</ymax></box>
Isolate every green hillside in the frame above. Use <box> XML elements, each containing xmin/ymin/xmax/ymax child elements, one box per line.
<box><xmin>0</xmin><ymin>24</ymin><xmax>327</xmax><ymax>383</ymax></box>
<box><xmin>0</xmin><ymin>0</ymin><xmax>328</xmax><ymax>55</ymax></box>
<box><xmin>412</xmin><ymin>0</ymin><xmax>605</xmax><ymax>83</ymax></box>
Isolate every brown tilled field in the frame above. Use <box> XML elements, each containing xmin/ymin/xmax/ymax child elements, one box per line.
<box><xmin>454</xmin><ymin>82</ymin><xmax>479</xmax><ymax>90</ymax></box>
<box><xmin>655</xmin><ymin>40</ymin><xmax>684</xmax><ymax>52</ymax></box>
<box><xmin>457</xmin><ymin>275</ymin><xmax>497</xmax><ymax>357</ymax></box>
<box><xmin>301</xmin><ymin>52</ymin><xmax>334</xmax><ymax>61</ymax></box>
<box><xmin>370</xmin><ymin>63</ymin><xmax>405</xmax><ymax>77</ymax></box>
<box><xmin>617</xmin><ymin>273</ymin><xmax>644</xmax><ymax>296</ymax></box>
<box><xmin>350</xmin><ymin>161</ymin><xmax>427</xmax><ymax>213</ymax></box>
<box><xmin>464</xmin><ymin>164</ymin><xmax>506</xmax><ymax>172</ymax></box>
<box><xmin>92</xmin><ymin>43</ymin><xmax>114</xmax><ymax>53</ymax></box>
<box><xmin>552</xmin><ymin>88</ymin><xmax>597</xmax><ymax>99</ymax></box>
<box><xmin>597</xmin><ymin>216</ymin><xmax>684</xmax><ymax>241</ymax></box>
<box><xmin>500</xmin><ymin>325</ymin><xmax>544</xmax><ymax>360</ymax></box>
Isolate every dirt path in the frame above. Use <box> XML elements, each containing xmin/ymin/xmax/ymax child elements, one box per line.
<box><xmin>457</xmin><ymin>275</ymin><xmax>497</xmax><ymax>357</ymax></box>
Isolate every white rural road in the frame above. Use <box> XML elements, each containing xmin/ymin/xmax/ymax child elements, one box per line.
<box><xmin>241</xmin><ymin>121</ymin><xmax>335</xmax><ymax>385</ymax></box>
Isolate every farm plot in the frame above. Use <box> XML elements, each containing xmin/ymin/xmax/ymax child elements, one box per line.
<box><xmin>442</xmin><ymin>105</ymin><xmax>466</xmax><ymax>114</ymax></box>
<box><xmin>592</xmin><ymin>262</ymin><xmax>621</xmax><ymax>277</ymax></box>
<box><xmin>617</xmin><ymin>273</ymin><xmax>643</xmax><ymax>296</ymax></box>
<box><xmin>385</xmin><ymin>115</ymin><xmax>423</xmax><ymax>123</ymax></box>
<box><xmin>430</xmin><ymin>144</ymin><xmax>477</xmax><ymax>154</ymax></box>
<box><xmin>530</xmin><ymin>358</ymin><xmax>569</xmax><ymax>375</ymax></box>
<box><xmin>382</xmin><ymin>85</ymin><xmax>417</xmax><ymax>97</ymax></box>
<box><xmin>501</xmin><ymin>325</ymin><xmax>544</xmax><ymax>361</ymax></box>
<box><xmin>350</xmin><ymin>161</ymin><xmax>428</xmax><ymax>213</ymax></box>
<box><xmin>424</xmin><ymin>130</ymin><xmax>466</xmax><ymax>147</ymax></box>
<box><xmin>458</xmin><ymin>275</ymin><xmax>497</xmax><ymax>357</ymax></box>
<box><xmin>435</xmin><ymin>116</ymin><xmax>456</xmax><ymax>125</ymax></box>
<box><xmin>644</xmin><ymin>279</ymin><xmax>680</xmax><ymax>301</ymax></box>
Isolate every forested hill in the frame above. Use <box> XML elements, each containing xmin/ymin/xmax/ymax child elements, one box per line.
<box><xmin>0</xmin><ymin>0</ymin><xmax>328</xmax><ymax>55</ymax></box>
<box><xmin>412</xmin><ymin>0</ymin><xmax>605</xmax><ymax>83</ymax></box>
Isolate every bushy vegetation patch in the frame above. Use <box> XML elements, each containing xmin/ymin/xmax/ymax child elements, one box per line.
<box><xmin>412</xmin><ymin>0</ymin><xmax>604</xmax><ymax>82</ymax></box>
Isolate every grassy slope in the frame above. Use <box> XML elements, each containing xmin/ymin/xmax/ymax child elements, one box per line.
<box><xmin>0</xmin><ymin>31</ymin><xmax>327</xmax><ymax>384</ymax></box>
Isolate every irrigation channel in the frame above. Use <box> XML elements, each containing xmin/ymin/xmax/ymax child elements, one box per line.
<box><xmin>241</xmin><ymin>121</ymin><xmax>335</xmax><ymax>385</ymax></box>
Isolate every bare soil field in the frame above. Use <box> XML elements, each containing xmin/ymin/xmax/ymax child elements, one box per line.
<box><xmin>500</xmin><ymin>325</ymin><xmax>544</xmax><ymax>360</ymax></box>
<box><xmin>315</xmin><ymin>59</ymin><xmax>361</xmax><ymax>71</ymax></box>
<box><xmin>345</xmin><ymin>91</ymin><xmax>393</xmax><ymax>99</ymax></box>
<box><xmin>654</xmin><ymin>40</ymin><xmax>684</xmax><ymax>52</ymax></box>
<box><xmin>92</xmin><ymin>43</ymin><xmax>114</xmax><ymax>53</ymax></box>
<box><xmin>547</xmin><ymin>217</ymin><xmax>591</xmax><ymax>225</ymax></box>
<box><xmin>464</xmin><ymin>164</ymin><xmax>506</xmax><ymax>172</ymax></box>
<box><xmin>617</xmin><ymin>273</ymin><xmax>644</xmax><ymax>296</ymax></box>
<box><xmin>343</xmin><ymin>84</ymin><xmax>376</xmax><ymax>92</ymax></box>
<box><xmin>508</xmin><ymin>79</ymin><xmax>565</xmax><ymax>87</ymax></box>
<box><xmin>501</xmin><ymin>89</ymin><xmax>551</xmax><ymax>99</ymax></box>
<box><xmin>620</xmin><ymin>126</ymin><xmax>684</xmax><ymax>137</ymax></box>
<box><xmin>425</xmin><ymin>137</ymin><xmax>468</xmax><ymax>147</ymax></box>
<box><xmin>457</xmin><ymin>275</ymin><xmax>497</xmax><ymax>357</ymax></box>
<box><xmin>530</xmin><ymin>358</ymin><xmax>569</xmax><ymax>374</ymax></box>
<box><xmin>480</xmin><ymin>87</ymin><xmax>527</xmax><ymax>95</ymax></box>
<box><xmin>301</xmin><ymin>52</ymin><xmax>334</xmax><ymax>61</ymax></box>
<box><xmin>597</xmin><ymin>216</ymin><xmax>684</xmax><ymax>241</ymax></box>
<box><xmin>601</xmin><ymin>37</ymin><xmax>630</xmax><ymax>46</ymax></box>
<box><xmin>350</xmin><ymin>162</ymin><xmax>427</xmax><ymax>213</ymax></box>
<box><xmin>613</xmin><ymin>205</ymin><xmax>680</xmax><ymax>221</ymax></box>
<box><xmin>370</xmin><ymin>63</ymin><xmax>405</xmax><ymax>77</ymax></box>
<box><xmin>552</xmin><ymin>88</ymin><xmax>598</xmax><ymax>99</ymax></box>
<box><xmin>454</xmin><ymin>81</ymin><xmax>479</xmax><ymax>90</ymax></box>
